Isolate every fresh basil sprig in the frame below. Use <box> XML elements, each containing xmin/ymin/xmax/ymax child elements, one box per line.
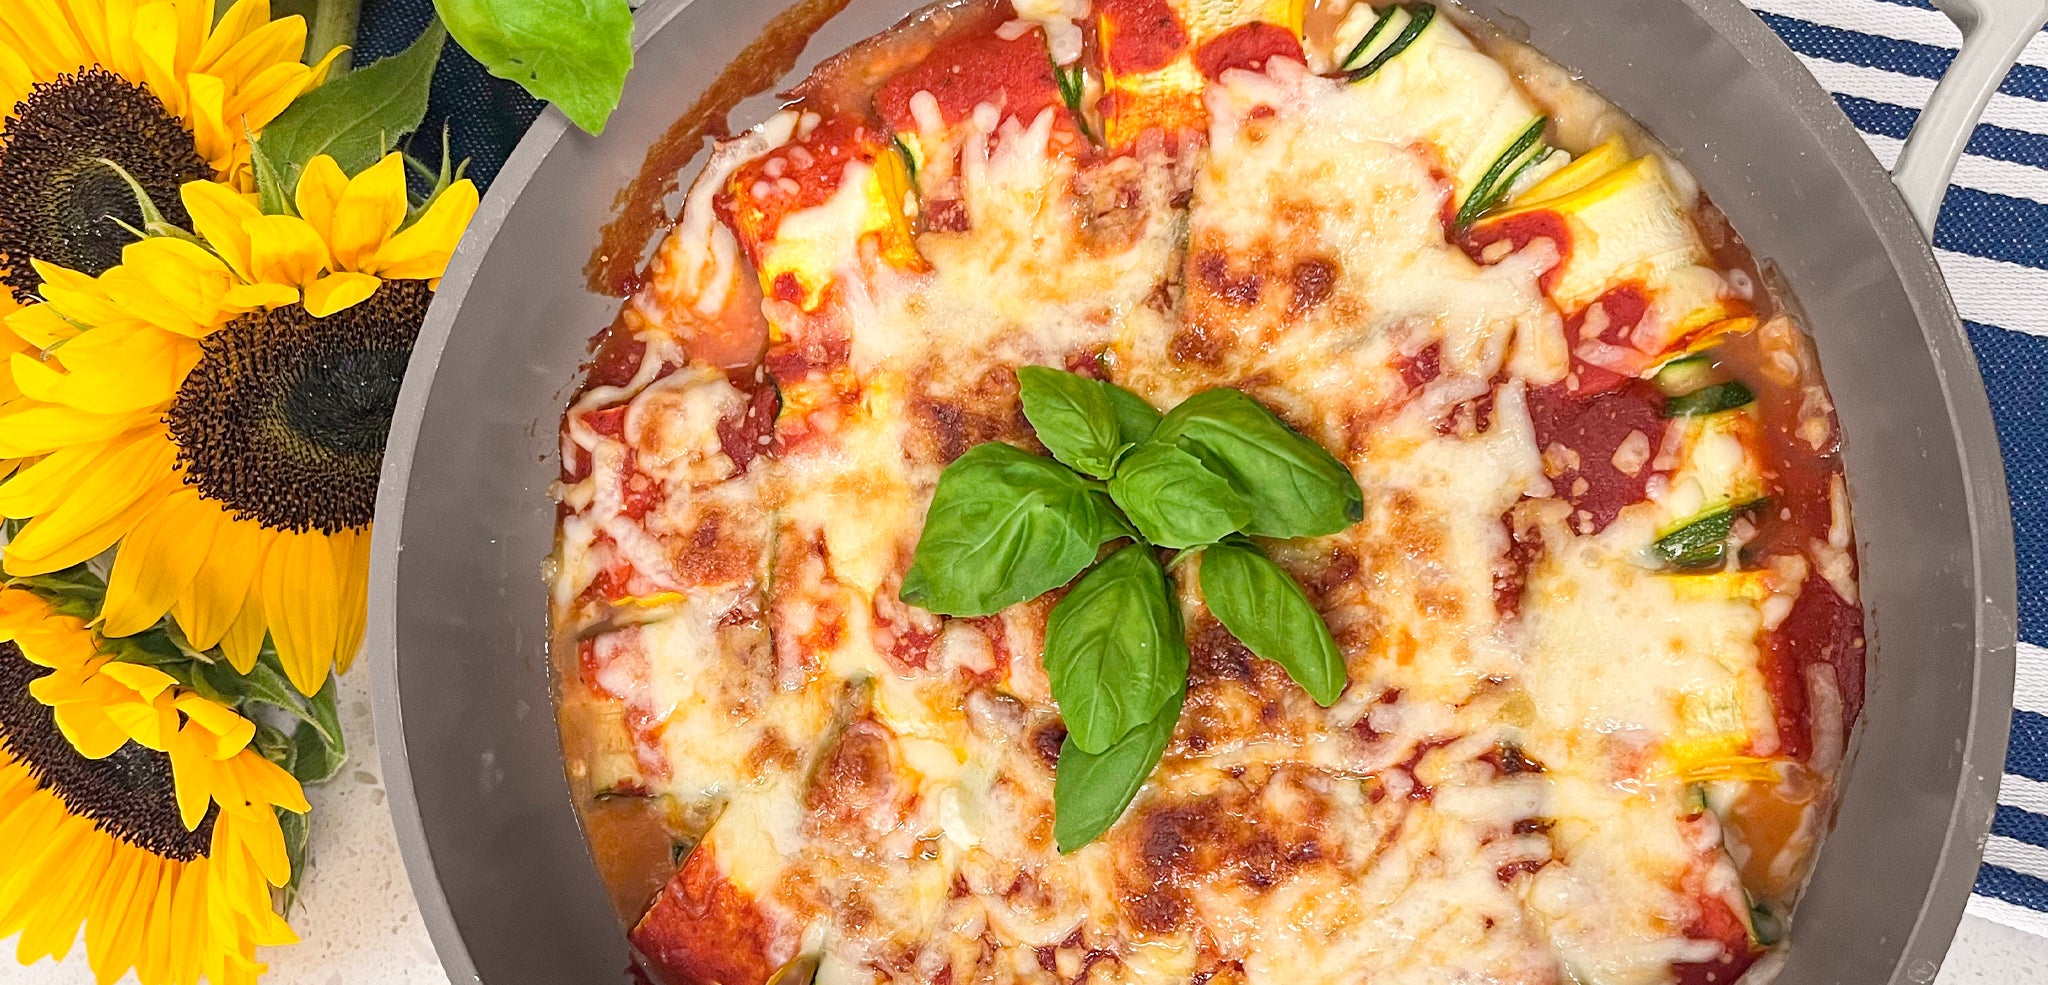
<box><xmin>1043</xmin><ymin>544</ymin><xmax>1188</xmax><ymax>753</ymax></box>
<box><xmin>901</xmin><ymin>368</ymin><xmax>1364</xmax><ymax>850</ymax></box>
<box><xmin>899</xmin><ymin>442</ymin><xmax>1133</xmax><ymax>617</ymax></box>
<box><xmin>435</xmin><ymin>0</ymin><xmax>636</xmax><ymax>136</ymax></box>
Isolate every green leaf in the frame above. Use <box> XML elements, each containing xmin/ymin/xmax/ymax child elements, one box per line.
<box><xmin>257</xmin><ymin>19</ymin><xmax>444</xmax><ymax>192</ymax></box>
<box><xmin>1054</xmin><ymin>683</ymin><xmax>1181</xmax><ymax>852</ymax></box>
<box><xmin>247</xmin><ymin>125</ymin><xmax>292</xmax><ymax>216</ymax></box>
<box><xmin>1107</xmin><ymin>442</ymin><xmax>1251</xmax><ymax>549</ymax></box>
<box><xmin>1153</xmin><ymin>389</ymin><xmax>1363</xmax><ymax>539</ymax></box>
<box><xmin>1043</xmin><ymin>544</ymin><xmax>1187</xmax><ymax>753</ymax></box>
<box><xmin>1197</xmin><ymin>541</ymin><xmax>1347</xmax><ymax>705</ymax></box>
<box><xmin>900</xmin><ymin>443</ymin><xmax>1133</xmax><ymax>617</ymax></box>
<box><xmin>275</xmin><ymin>804</ymin><xmax>310</xmax><ymax>915</ymax></box>
<box><xmin>1018</xmin><ymin>367</ymin><xmax>1125</xmax><ymax>478</ymax></box>
<box><xmin>1104</xmin><ymin>384</ymin><xmax>1162</xmax><ymax>449</ymax></box>
<box><xmin>435</xmin><ymin>0</ymin><xmax>635</xmax><ymax>136</ymax></box>
<box><xmin>290</xmin><ymin>718</ymin><xmax>347</xmax><ymax>785</ymax></box>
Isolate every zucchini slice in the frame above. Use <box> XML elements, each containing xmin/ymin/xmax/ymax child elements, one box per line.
<box><xmin>1651</xmin><ymin>499</ymin><xmax>1762</xmax><ymax>569</ymax></box>
<box><xmin>1652</xmin><ymin>354</ymin><xmax>1714</xmax><ymax>396</ymax></box>
<box><xmin>1663</xmin><ymin>381</ymin><xmax>1754</xmax><ymax>418</ymax></box>
<box><xmin>1340</xmin><ymin>5</ymin><xmax>1411</xmax><ymax>74</ymax></box>
<box><xmin>1344</xmin><ymin>4</ymin><xmax>1435</xmax><ymax>80</ymax></box>
<box><xmin>1454</xmin><ymin>115</ymin><xmax>1549</xmax><ymax>227</ymax></box>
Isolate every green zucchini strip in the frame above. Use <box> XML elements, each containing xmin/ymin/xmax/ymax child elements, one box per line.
<box><xmin>1652</xmin><ymin>499</ymin><xmax>1763</xmax><ymax>569</ymax></box>
<box><xmin>1339</xmin><ymin>5</ymin><xmax>1403</xmax><ymax>72</ymax></box>
<box><xmin>1454</xmin><ymin>116</ymin><xmax>1548</xmax><ymax>228</ymax></box>
<box><xmin>1663</xmin><ymin>380</ymin><xmax>1755</xmax><ymax>418</ymax></box>
<box><xmin>1346</xmin><ymin>4</ymin><xmax>1437</xmax><ymax>82</ymax></box>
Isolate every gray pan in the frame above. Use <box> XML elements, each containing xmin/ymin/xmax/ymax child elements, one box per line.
<box><xmin>369</xmin><ymin>0</ymin><xmax>2040</xmax><ymax>981</ymax></box>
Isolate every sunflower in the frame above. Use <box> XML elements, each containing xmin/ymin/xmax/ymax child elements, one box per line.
<box><xmin>0</xmin><ymin>0</ymin><xmax>341</xmax><ymax>307</ymax></box>
<box><xmin>0</xmin><ymin>587</ymin><xmax>307</xmax><ymax>985</ymax></box>
<box><xmin>0</xmin><ymin>152</ymin><xmax>479</xmax><ymax>694</ymax></box>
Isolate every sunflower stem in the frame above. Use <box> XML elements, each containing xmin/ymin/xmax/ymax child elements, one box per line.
<box><xmin>307</xmin><ymin>0</ymin><xmax>362</xmax><ymax>76</ymax></box>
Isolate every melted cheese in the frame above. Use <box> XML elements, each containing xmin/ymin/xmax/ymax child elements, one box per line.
<box><xmin>553</xmin><ymin>5</ymin><xmax>1849</xmax><ymax>984</ymax></box>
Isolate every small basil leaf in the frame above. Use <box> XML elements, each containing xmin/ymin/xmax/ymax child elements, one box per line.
<box><xmin>257</xmin><ymin>20</ymin><xmax>444</xmax><ymax>191</ymax></box>
<box><xmin>435</xmin><ymin>0</ymin><xmax>635</xmax><ymax>136</ymax></box>
<box><xmin>1054</xmin><ymin>684</ymin><xmax>1183</xmax><ymax>852</ymax></box>
<box><xmin>1104</xmin><ymin>383</ymin><xmax>1162</xmax><ymax>448</ymax></box>
<box><xmin>901</xmin><ymin>443</ymin><xmax>1133</xmax><ymax>616</ymax></box>
<box><xmin>1108</xmin><ymin>442</ymin><xmax>1252</xmax><ymax>549</ymax></box>
<box><xmin>1198</xmin><ymin>541</ymin><xmax>1347</xmax><ymax>705</ymax></box>
<box><xmin>1018</xmin><ymin>366</ymin><xmax>1124</xmax><ymax>478</ymax></box>
<box><xmin>1044</xmin><ymin>544</ymin><xmax>1188</xmax><ymax>753</ymax></box>
<box><xmin>1153</xmin><ymin>389</ymin><xmax>1363</xmax><ymax>539</ymax></box>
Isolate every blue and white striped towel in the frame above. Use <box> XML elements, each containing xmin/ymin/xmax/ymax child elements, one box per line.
<box><xmin>1748</xmin><ymin>0</ymin><xmax>2048</xmax><ymax>939</ymax></box>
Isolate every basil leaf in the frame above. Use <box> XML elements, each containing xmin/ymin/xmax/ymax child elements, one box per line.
<box><xmin>1054</xmin><ymin>683</ymin><xmax>1182</xmax><ymax>852</ymax></box>
<box><xmin>1105</xmin><ymin>383</ymin><xmax>1162</xmax><ymax>448</ymax></box>
<box><xmin>1198</xmin><ymin>541</ymin><xmax>1347</xmax><ymax>705</ymax></box>
<box><xmin>1108</xmin><ymin>442</ymin><xmax>1251</xmax><ymax>549</ymax></box>
<box><xmin>1153</xmin><ymin>389</ymin><xmax>1363</xmax><ymax>539</ymax></box>
<box><xmin>1018</xmin><ymin>366</ymin><xmax>1125</xmax><ymax>478</ymax></box>
<box><xmin>901</xmin><ymin>443</ymin><xmax>1133</xmax><ymax>616</ymax></box>
<box><xmin>1044</xmin><ymin>544</ymin><xmax>1188</xmax><ymax>753</ymax></box>
<box><xmin>257</xmin><ymin>21</ymin><xmax>444</xmax><ymax>192</ymax></box>
<box><xmin>435</xmin><ymin>0</ymin><xmax>635</xmax><ymax>136</ymax></box>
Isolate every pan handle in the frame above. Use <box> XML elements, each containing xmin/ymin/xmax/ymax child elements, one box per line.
<box><xmin>1891</xmin><ymin>0</ymin><xmax>2048</xmax><ymax>233</ymax></box>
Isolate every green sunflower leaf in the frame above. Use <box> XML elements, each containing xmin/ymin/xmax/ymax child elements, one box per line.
<box><xmin>275</xmin><ymin>804</ymin><xmax>310</xmax><ymax>916</ymax></box>
<box><xmin>434</xmin><ymin>0</ymin><xmax>635</xmax><ymax>136</ymax></box>
<box><xmin>256</xmin><ymin>19</ymin><xmax>446</xmax><ymax>194</ymax></box>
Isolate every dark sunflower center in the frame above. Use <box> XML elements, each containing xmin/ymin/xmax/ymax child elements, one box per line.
<box><xmin>168</xmin><ymin>279</ymin><xmax>431</xmax><ymax>534</ymax></box>
<box><xmin>0</xmin><ymin>641</ymin><xmax>215</xmax><ymax>861</ymax></box>
<box><xmin>0</xmin><ymin>67</ymin><xmax>207</xmax><ymax>302</ymax></box>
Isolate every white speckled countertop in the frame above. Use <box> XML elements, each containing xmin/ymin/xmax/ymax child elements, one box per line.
<box><xmin>10</xmin><ymin>660</ymin><xmax>2044</xmax><ymax>984</ymax></box>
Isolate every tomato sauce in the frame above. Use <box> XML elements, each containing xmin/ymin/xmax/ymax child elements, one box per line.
<box><xmin>1194</xmin><ymin>22</ymin><xmax>1303</xmax><ymax>79</ymax></box>
<box><xmin>1097</xmin><ymin>0</ymin><xmax>1189</xmax><ymax>73</ymax></box>
<box><xmin>873</xmin><ymin>27</ymin><xmax>1067</xmax><ymax>130</ymax></box>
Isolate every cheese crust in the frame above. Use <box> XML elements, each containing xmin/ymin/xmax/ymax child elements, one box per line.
<box><xmin>551</xmin><ymin>4</ymin><xmax>1862</xmax><ymax>985</ymax></box>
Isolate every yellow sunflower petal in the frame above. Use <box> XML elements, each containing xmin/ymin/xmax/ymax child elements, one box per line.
<box><xmin>218</xmin><ymin>560</ymin><xmax>268</xmax><ymax>674</ymax></box>
<box><xmin>246</xmin><ymin>212</ymin><xmax>329</xmax><ymax>287</ymax></box>
<box><xmin>172</xmin><ymin>694</ymin><xmax>255</xmax><ymax>757</ymax></box>
<box><xmin>294</xmin><ymin>153</ymin><xmax>347</xmax><ymax>239</ymax></box>
<box><xmin>140</xmin><ymin>861</ymin><xmax>179</xmax><ymax>985</ymax></box>
<box><xmin>17</xmin><ymin>823</ymin><xmax>109</xmax><ymax>960</ymax></box>
<box><xmin>165</xmin><ymin>728</ymin><xmax>215</xmax><ymax>831</ymax></box>
<box><xmin>372</xmin><ymin>179</ymin><xmax>480</xmax><ymax>280</ymax></box>
<box><xmin>96</xmin><ymin>660</ymin><xmax>179</xmax><ymax>699</ymax></box>
<box><xmin>5</xmin><ymin>470</ymin><xmax>180</xmax><ymax>577</ymax></box>
<box><xmin>334</xmin><ymin>525</ymin><xmax>370</xmax><ymax>673</ymax></box>
<box><xmin>30</xmin><ymin>260</ymin><xmax>126</xmax><ymax>327</ymax></box>
<box><xmin>193</xmin><ymin>0</ymin><xmax>269</xmax><ymax>66</ymax></box>
<box><xmin>225</xmin><ymin>56</ymin><xmax>316</xmax><ymax>132</ymax></box>
<box><xmin>328</xmin><ymin>153</ymin><xmax>408</xmax><ymax>272</ymax></box>
<box><xmin>5</xmin><ymin>0</ymin><xmax>90</xmax><ymax>73</ymax></box>
<box><xmin>129</xmin><ymin>0</ymin><xmax>188</xmax><ymax>117</ymax></box>
<box><xmin>198</xmin><ymin>10</ymin><xmax>304</xmax><ymax>92</ymax></box>
<box><xmin>302</xmin><ymin>270</ymin><xmax>379</xmax><ymax>317</ymax></box>
<box><xmin>184</xmin><ymin>71</ymin><xmax>236</xmax><ymax>176</ymax></box>
<box><xmin>171</xmin><ymin>502</ymin><xmax>264</xmax><ymax>650</ymax></box>
<box><xmin>261</xmin><ymin>529</ymin><xmax>340</xmax><ymax>694</ymax></box>
<box><xmin>99</xmin><ymin>238</ymin><xmax>246</xmax><ymax>337</ymax></box>
<box><xmin>221</xmin><ymin>281</ymin><xmax>299</xmax><ymax>309</ymax></box>
<box><xmin>48</xmin><ymin>702</ymin><xmax>132</xmax><ymax>759</ymax></box>
<box><xmin>0</xmin><ymin>435</ymin><xmax>132</xmax><ymax>518</ymax></box>
<box><xmin>0</xmin><ymin>402</ymin><xmax>146</xmax><ymax>459</ymax></box>
<box><xmin>5</xmin><ymin>301</ymin><xmax>85</xmax><ymax>351</ymax></box>
<box><xmin>10</xmin><ymin>327</ymin><xmax>192</xmax><ymax>415</ymax></box>
<box><xmin>104</xmin><ymin>487</ymin><xmax>220</xmax><ymax>636</ymax></box>
<box><xmin>180</xmin><ymin>180</ymin><xmax>262</xmax><ymax>281</ymax></box>
<box><xmin>88</xmin><ymin>852</ymin><xmax>158</xmax><ymax>985</ymax></box>
<box><xmin>0</xmin><ymin>41</ymin><xmax>34</xmax><ymax>111</ymax></box>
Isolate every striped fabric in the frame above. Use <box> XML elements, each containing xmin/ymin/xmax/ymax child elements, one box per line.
<box><xmin>1744</xmin><ymin>0</ymin><xmax>2048</xmax><ymax>938</ymax></box>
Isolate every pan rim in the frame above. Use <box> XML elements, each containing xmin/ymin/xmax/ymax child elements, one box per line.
<box><xmin>367</xmin><ymin>0</ymin><xmax>2018</xmax><ymax>981</ymax></box>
